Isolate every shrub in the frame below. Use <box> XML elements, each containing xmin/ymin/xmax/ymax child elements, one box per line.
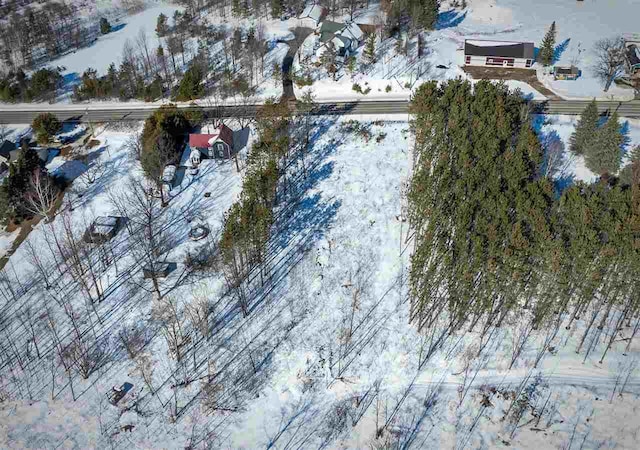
<box><xmin>352</xmin><ymin>83</ymin><xmax>363</xmax><ymax>93</ymax></box>
<box><xmin>385</xmin><ymin>84</ymin><xmax>392</xmax><ymax>93</ymax></box>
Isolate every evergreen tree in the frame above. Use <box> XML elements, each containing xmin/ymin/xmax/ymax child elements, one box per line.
<box><xmin>99</xmin><ymin>17</ymin><xmax>111</xmax><ymax>35</ymax></box>
<box><xmin>584</xmin><ymin>112</ymin><xmax>624</xmax><ymax>176</ymax></box>
<box><xmin>363</xmin><ymin>33</ymin><xmax>377</xmax><ymax>65</ymax></box>
<box><xmin>346</xmin><ymin>55</ymin><xmax>357</xmax><ymax>77</ymax></box>
<box><xmin>320</xmin><ymin>45</ymin><xmax>337</xmax><ymax>81</ymax></box>
<box><xmin>272</xmin><ymin>62</ymin><xmax>281</xmax><ymax>87</ymax></box>
<box><xmin>414</xmin><ymin>0</ymin><xmax>439</xmax><ymax>31</ymax></box>
<box><xmin>145</xmin><ymin>76</ymin><xmax>164</xmax><ymax>102</ymax></box>
<box><xmin>569</xmin><ymin>99</ymin><xmax>598</xmax><ymax>156</ymax></box>
<box><xmin>232</xmin><ymin>0</ymin><xmax>245</xmax><ymax>17</ymax></box>
<box><xmin>175</xmin><ymin>64</ymin><xmax>204</xmax><ymax>101</ymax></box>
<box><xmin>32</xmin><ymin>113</ymin><xmax>61</xmax><ymax>144</ymax></box>
<box><xmin>539</xmin><ymin>21</ymin><xmax>556</xmax><ymax>66</ymax></box>
<box><xmin>270</xmin><ymin>0</ymin><xmax>283</xmax><ymax>19</ymax></box>
<box><xmin>156</xmin><ymin>13</ymin><xmax>168</xmax><ymax>37</ymax></box>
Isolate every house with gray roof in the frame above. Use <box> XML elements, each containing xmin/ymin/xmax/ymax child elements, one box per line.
<box><xmin>464</xmin><ymin>39</ymin><xmax>535</xmax><ymax>69</ymax></box>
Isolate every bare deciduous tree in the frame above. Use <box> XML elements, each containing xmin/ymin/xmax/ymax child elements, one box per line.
<box><xmin>23</xmin><ymin>170</ymin><xmax>59</xmax><ymax>221</ymax></box>
<box><xmin>593</xmin><ymin>36</ymin><xmax>626</xmax><ymax>92</ymax></box>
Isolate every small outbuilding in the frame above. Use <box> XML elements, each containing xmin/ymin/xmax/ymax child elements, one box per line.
<box><xmin>84</xmin><ymin>216</ymin><xmax>122</xmax><ymax>243</ymax></box>
<box><xmin>188</xmin><ymin>124</ymin><xmax>234</xmax><ymax>160</ymax></box>
<box><xmin>464</xmin><ymin>39</ymin><xmax>535</xmax><ymax>69</ymax></box>
<box><xmin>553</xmin><ymin>65</ymin><xmax>580</xmax><ymax>80</ymax></box>
<box><xmin>143</xmin><ymin>262</ymin><xmax>173</xmax><ymax>279</ymax></box>
<box><xmin>299</xmin><ymin>3</ymin><xmax>327</xmax><ymax>26</ymax></box>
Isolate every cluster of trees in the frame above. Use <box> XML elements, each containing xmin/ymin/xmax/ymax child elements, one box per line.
<box><xmin>0</xmin><ymin>145</ymin><xmax>61</xmax><ymax>226</ymax></box>
<box><xmin>569</xmin><ymin>99</ymin><xmax>625</xmax><ymax>176</ymax></box>
<box><xmin>408</xmin><ymin>80</ymin><xmax>640</xmax><ymax>364</ymax></box>
<box><xmin>175</xmin><ymin>0</ymin><xmax>304</xmax><ymax>20</ymax></box>
<box><xmin>0</xmin><ymin>113</ymin><xmax>64</xmax><ymax>225</ymax></box>
<box><xmin>73</xmin><ymin>23</ymin><xmax>191</xmax><ymax>102</ymax></box>
<box><xmin>0</xmin><ymin>68</ymin><xmax>63</xmax><ymax>103</ymax></box>
<box><xmin>382</xmin><ymin>0</ymin><xmax>440</xmax><ymax>35</ymax></box>
<box><xmin>0</xmin><ymin>2</ymin><xmax>99</xmax><ymax>69</ymax></box>
<box><xmin>219</xmin><ymin>100</ymin><xmax>290</xmax><ymax>315</ymax></box>
<box><xmin>74</xmin><ymin>10</ymin><xmax>270</xmax><ymax>103</ymax></box>
<box><xmin>139</xmin><ymin>105</ymin><xmax>196</xmax><ymax>203</ymax></box>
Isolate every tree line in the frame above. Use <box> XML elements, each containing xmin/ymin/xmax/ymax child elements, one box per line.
<box><xmin>0</xmin><ymin>2</ymin><xmax>101</xmax><ymax>69</ymax></box>
<box><xmin>74</xmin><ymin>11</ymin><xmax>271</xmax><ymax>103</ymax></box>
<box><xmin>0</xmin><ymin>68</ymin><xmax>63</xmax><ymax>103</ymax></box>
<box><xmin>219</xmin><ymin>100</ymin><xmax>291</xmax><ymax>316</ymax></box>
<box><xmin>408</xmin><ymin>80</ymin><xmax>640</xmax><ymax>364</ymax></box>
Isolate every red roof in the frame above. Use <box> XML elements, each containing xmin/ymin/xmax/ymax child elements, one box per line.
<box><xmin>189</xmin><ymin>124</ymin><xmax>233</xmax><ymax>149</ymax></box>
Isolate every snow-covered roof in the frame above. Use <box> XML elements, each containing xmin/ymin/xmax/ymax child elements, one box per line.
<box><xmin>94</xmin><ymin>216</ymin><xmax>118</xmax><ymax>227</ymax></box>
<box><xmin>189</xmin><ymin>124</ymin><xmax>233</xmax><ymax>149</ymax></box>
<box><xmin>341</xmin><ymin>22</ymin><xmax>363</xmax><ymax>42</ymax></box>
<box><xmin>465</xmin><ymin>39</ymin><xmax>524</xmax><ymax>47</ymax></box>
<box><xmin>332</xmin><ymin>35</ymin><xmax>351</xmax><ymax>49</ymax></box>
<box><xmin>299</xmin><ymin>4</ymin><xmax>325</xmax><ymax>23</ymax></box>
<box><xmin>464</xmin><ymin>40</ymin><xmax>534</xmax><ymax>59</ymax></box>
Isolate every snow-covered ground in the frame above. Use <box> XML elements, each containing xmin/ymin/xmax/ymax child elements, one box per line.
<box><xmin>537</xmin><ymin>114</ymin><xmax>640</xmax><ymax>184</ymax></box>
<box><xmin>295</xmin><ymin>0</ymin><xmax>638</xmax><ymax>102</ymax></box>
<box><xmin>52</xmin><ymin>5</ymin><xmax>182</xmax><ymax>78</ymax></box>
<box><xmin>1</xmin><ymin>112</ymin><xmax>639</xmax><ymax>448</ymax></box>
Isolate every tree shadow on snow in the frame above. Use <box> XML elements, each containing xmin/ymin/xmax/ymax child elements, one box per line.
<box><xmin>620</xmin><ymin>119</ymin><xmax>632</xmax><ymax>157</ymax></box>
<box><xmin>245</xmin><ymin>118</ymin><xmax>342</xmax><ymax>316</ymax></box>
<box><xmin>554</xmin><ymin>172</ymin><xmax>575</xmax><ymax>196</ymax></box>
<box><xmin>554</xmin><ymin>38</ymin><xmax>571</xmax><ymax>64</ymax></box>
<box><xmin>436</xmin><ymin>10</ymin><xmax>467</xmax><ymax>30</ymax></box>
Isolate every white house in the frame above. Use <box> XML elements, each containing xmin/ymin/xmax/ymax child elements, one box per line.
<box><xmin>464</xmin><ymin>40</ymin><xmax>535</xmax><ymax>69</ymax></box>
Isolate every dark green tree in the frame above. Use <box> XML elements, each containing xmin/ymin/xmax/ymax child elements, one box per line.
<box><xmin>32</xmin><ymin>113</ymin><xmax>61</xmax><ymax>144</ymax></box>
<box><xmin>363</xmin><ymin>33</ymin><xmax>377</xmax><ymax>65</ymax></box>
<box><xmin>175</xmin><ymin>64</ymin><xmax>204</xmax><ymax>101</ymax></box>
<box><xmin>100</xmin><ymin>17</ymin><xmax>111</xmax><ymax>35</ymax></box>
<box><xmin>156</xmin><ymin>13</ymin><xmax>168</xmax><ymax>37</ymax></box>
<box><xmin>585</xmin><ymin>112</ymin><xmax>624</xmax><ymax>176</ymax></box>
<box><xmin>539</xmin><ymin>22</ymin><xmax>556</xmax><ymax>66</ymax></box>
<box><xmin>270</xmin><ymin>0</ymin><xmax>283</xmax><ymax>19</ymax></box>
<box><xmin>569</xmin><ymin>99</ymin><xmax>599</xmax><ymax>156</ymax></box>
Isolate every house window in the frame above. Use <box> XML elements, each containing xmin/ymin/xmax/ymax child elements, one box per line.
<box><xmin>465</xmin><ymin>55</ymin><xmax>471</xmax><ymax>64</ymax></box>
<box><xmin>525</xmin><ymin>59</ymin><xmax>532</xmax><ymax>67</ymax></box>
<box><xmin>217</xmin><ymin>143</ymin><xmax>226</xmax><ymax>158</ymax></box>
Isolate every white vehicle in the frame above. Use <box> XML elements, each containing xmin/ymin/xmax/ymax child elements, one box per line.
<box><xmin>162</xmin><ymin>165</ymin><xmax>177</xmax><ymax>184</ymax></box>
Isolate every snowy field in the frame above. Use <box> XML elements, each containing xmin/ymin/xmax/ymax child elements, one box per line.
<box><xmin>296</xmin><ymin>0</ymin><xmax>638</xmax><ymax>102</ymax></box>
<box><xmin>31</xmin><ymin>2</ymin><xmax>289</xmax><ymax>104</ymax></box>
<box><xmin>48</xmin><ymin>5</ymin><xmax>182</xmax><ymax>78</ymax></box>
<box><xmin>1</xmin><ymin>112</ymin><xmax>639</xmax><ymax>448</ymax></box>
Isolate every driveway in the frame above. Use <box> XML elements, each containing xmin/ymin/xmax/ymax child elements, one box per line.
<box><xmin>463</xmin><ymin>66</ymin><xmax>563</xmax><ymax>100</ymax></box>
<box><xmin>281</xmin><ymin>27</ymin><xmax>314</xmax><ymax>101</ymax></box>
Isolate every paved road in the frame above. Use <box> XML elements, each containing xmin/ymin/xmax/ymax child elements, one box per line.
<box><xmin>1</xmin><ymin>100</ymin><xmax>640</xmax><ymax>123</ymax></box>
